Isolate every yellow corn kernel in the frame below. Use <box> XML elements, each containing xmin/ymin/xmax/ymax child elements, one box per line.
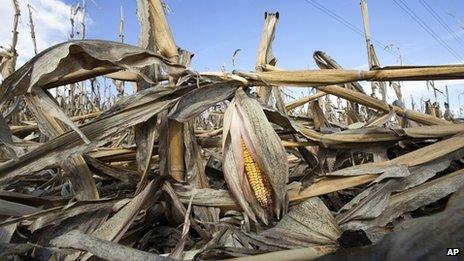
<box><xmin>241</xmin><ymin>140</ymin><xmax>273</xmax><ymax>209</ymax></box>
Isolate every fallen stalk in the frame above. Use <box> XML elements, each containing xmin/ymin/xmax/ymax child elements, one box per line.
<box><xmin>236</xmin><ymin>67</ymin><xmax>450</xmax><ymax>125</ymax></box>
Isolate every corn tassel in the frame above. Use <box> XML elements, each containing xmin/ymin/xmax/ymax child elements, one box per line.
<box><xmin>241</xmin><ymin>140</ymin><xmax>273</xmax><ymax>209</ymax></box>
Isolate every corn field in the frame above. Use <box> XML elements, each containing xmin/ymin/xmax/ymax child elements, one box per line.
<box><xmin>1</xmin><ymin>0</ymin><xmax>464</xmax><ymax>260</ymax></box>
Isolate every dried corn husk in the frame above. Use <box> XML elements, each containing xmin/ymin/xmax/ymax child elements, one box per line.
<box><xmin>222</xmin><ymin>89</ymin><xmax>288</xmax><ymax>224</ymax></box>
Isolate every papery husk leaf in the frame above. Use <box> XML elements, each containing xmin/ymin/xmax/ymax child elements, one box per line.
<box><xmin>222</xmin><ymin>101</ymin><xmax>258</xmax><ymax>222</ymax></box>
<box><xmin>234</xmin><ymin>89</ymin><xmax>288</xmax><ymax>218</ymax></box>
<box><xmin>230</xmin><ymin>104</ymin><xmax>270</xmax><ymax>223</ymax></box>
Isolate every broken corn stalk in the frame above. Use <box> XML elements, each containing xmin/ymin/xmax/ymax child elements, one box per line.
<box><xmin>222</xmin><ymin>89</ymin><xmax>288</xmax><ymax>224</ymax></box>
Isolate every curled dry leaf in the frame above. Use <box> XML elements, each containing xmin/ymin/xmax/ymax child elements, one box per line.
<box><xmin>320</xmin><ymin>185</ymin><xmax>464</xmax><ymax>261</ymax></box>
<box><xmin>222</xmin><ymin>88</ymin><xmax>288</xmax><ymax>224</ymax></box>
<box><xmin>261</xmin><ymin>197</ymin><xmax>341</xmax><ymax>248</ymax></box>
<box><xmin>51</xmin><ymin>230</ymin><xmax>169</xmax><ymax>261</ymax></box>
<box><xmin>0</xmin><ymin>40</ymin><xmax>185</xmax><ymax>105</ymax></box>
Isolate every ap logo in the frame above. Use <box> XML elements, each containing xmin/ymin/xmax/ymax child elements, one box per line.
<box><xmin>446</xmin><ymin>248</ymin><xmax>460</xmax><ymax>256</ymax></box>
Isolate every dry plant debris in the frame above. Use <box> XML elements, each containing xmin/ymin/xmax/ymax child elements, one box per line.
<box><xmin>0</xmin><ymin>0</ymin><xmax>464</xmax><ymax>260</ymax></box>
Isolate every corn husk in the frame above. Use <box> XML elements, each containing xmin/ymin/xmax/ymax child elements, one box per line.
<box><xmin>222</xmin><ymin>89</ymin><xmax>288</xmax><ymax>224</ymax></box>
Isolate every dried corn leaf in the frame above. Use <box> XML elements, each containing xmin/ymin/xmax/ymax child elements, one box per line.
<box><xmin>35</xmin><ymin>209</ymin><xmax>110</xmax><ymax>260</ymax></box>
<box><xmin>75</xmin><ymin>178</ymin><xmax>162</xmax><ymax>261</ymax></box>
<box><xmin>0</xmin><ymin>85</ymin><xmax>191</xmax><ymax>183</ymax></box>
<box><xmin>84</xmin><ymin>155</ymin><xmax>138</xmax><ymax>184</ymax></box>
<box><xmin>261</xmin><ymin>197</ymin><xmax>341</xmax><ymax>248</ymax></box>
<box><xmin>320</xmin><ymin>185</ymin><xmax>464</xmax><ymax>261</ymax></box>
<box><xmin>169</xmin><ymin>81</ymin><xmax>240</xmax><ymax>122</ymax></box>
<box><xmin>135</xmin><ymin>116</ymin><xmax>157</xmax><ymax>193</ymax></box>
<box><xmin>24</xmin><ymin>87</ymin><xmax>98</xmax><ymax>199</ymax></box>
<box><xmin>0</xmin><ymin>40</ymin><xmax>185</xmax><ymax>105</ymax></box>
<box><xmin>0</xmin><ymin>199</ymin><xmax>41</xmax><ymax>217</ymax></box>
<box><xmin>25</xmin><ymin>87</ymin><xmax>89</xmax><ymax>144</ymax></box>
<box><xmin>351</xmin><ymin>166</ymin><xmax>464</xmax><ymax>229</ymax></box>
<box><xmin>0</xmin><ymin>244</ymin><xmax>35</xmax><ymax>259</ymax></box>
<box><xmin>28</xmin><ymin>199</ymin><xmax>117</xmax><ymax>233</ymax></box>
<box><xmin>327</xmin><ymin>134</ymin><xmax>464</xmax><ymax>177</ymax></box>
<box><xmin>0</xmin><ymin>114</ymin><xmax>20</xmax><ymax>159</ymax></box>
<box><xmin>51</xmin><ymin>230</ymin><xmax>168</xmax><ymax>261</ymax></box>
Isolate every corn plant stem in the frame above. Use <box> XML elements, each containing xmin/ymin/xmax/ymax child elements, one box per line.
<box><xmin>255</xmin><ymin>12</ymin><xmax>279</xmax><ymax>104</ymax></box>
<box><xmin>234</xmin><ymin>68</ymin><xmax>451</xmax><ymax>125</ymax></box>
<box><xmin>27</xmin><ymin>4</ymin><xmax>38</xmax><ymax>55</ymax></box>
<box><xmin>285</xmin><ymin>91</ymin><xmax>327</xmax><ymax>111</ymax></box>
<box><xmin>235</xmin><ymin>65</ymin><xmax>464</xmax><ymax>86</ymax></box>
<box><xmin>149</xmin><ymin>0</ymin><xmax>185</xmax><ymax>182</ymax></box>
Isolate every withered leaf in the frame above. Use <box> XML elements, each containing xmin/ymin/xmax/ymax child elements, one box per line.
<box><xmin>0</xmin><ymin>40</ymin><xmax>184</xmax><ymax>104</ymax></box>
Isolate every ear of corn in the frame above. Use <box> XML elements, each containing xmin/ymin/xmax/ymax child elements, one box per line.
<box><xmin>222</xmin><ymin>89</ymin><xmax>288</xmax><ymax>223</ymax></box>
<box><xmin>241</xmin><ymin>140</ymin><xmax>273</xmax><ymax>209</ymax></box>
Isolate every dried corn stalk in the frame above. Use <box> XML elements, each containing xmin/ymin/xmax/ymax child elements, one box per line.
<box><xmin>255</xmin><ymin>12</ymin><xmax>279</xmax><ymax>104</ymax></box>
<box><xmin>222</xmin><ymin>89</ymin><xmax>288</xmax><ymax>224</ymax></box>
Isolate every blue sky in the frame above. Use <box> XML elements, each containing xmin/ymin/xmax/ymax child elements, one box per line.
<box><xmin>79</xmin><ymin>0</ymin><xmax>464</xmax><ymax>70</ymax></box>
<box><xmin>2</xmin><ymin>0</ymin><xmax>464</xmax><ymax>115</ymax></box>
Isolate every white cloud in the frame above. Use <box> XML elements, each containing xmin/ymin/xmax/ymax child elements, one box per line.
<box><xmin>401</xmin><ymin>79</ymin><xmax>464</xmax><ymax>115</ymax></box>
<box><xmin>358</xmin><ymin>79</ymin><xmax>464</xmax><ymax>117</ymax></box>
<box><xmin>0</xmin><ymin>0</ymin><xmax>88</xmax><ymax>68</ymax></box>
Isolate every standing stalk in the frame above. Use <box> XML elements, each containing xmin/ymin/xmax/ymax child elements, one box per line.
<box><xmin>81</xmin><ymin>0</ymin><xmax>86</xmax><ymax>39</ymax></box>
<box><xmin>10</xmin><ymin>0</ymin><xmax>19</xmax><ymax>56</ymax></box>
<box><xmin>119</xmin><ymin>5</ymin><xmax>125</xmax><ymax>43</ymax></box>
<box><xmin>3</xmin><ymin>0</ymin><xmax>20</xmax><ymax>77</ymax></box>
<box><xmin>115</xmin><ymin>4</ymin><xmax>125</xmax><ymax>97</ymax></box>
<box><xmin>255</xmin><ymin>12</ymin><xmax>279</xmax><ymax>105</ymax></box>
<box><xmin>360</xmin><ymin>0</ymin><xmax>386</xmax><ymax>101</ymax></box>
<box><xmin>360</xmin><ymin>0</ymin><xmax>372</xmax><ymax>69</ymax></box>
<box><xmin>148</xmin><ymin>0</ymin><xmax>184</xmax><ymax>182</ymax></box>
<box><xmin>27</xmin><ymin>4</ymin><xmax>38</xmax><ymax>55</ymax></box>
